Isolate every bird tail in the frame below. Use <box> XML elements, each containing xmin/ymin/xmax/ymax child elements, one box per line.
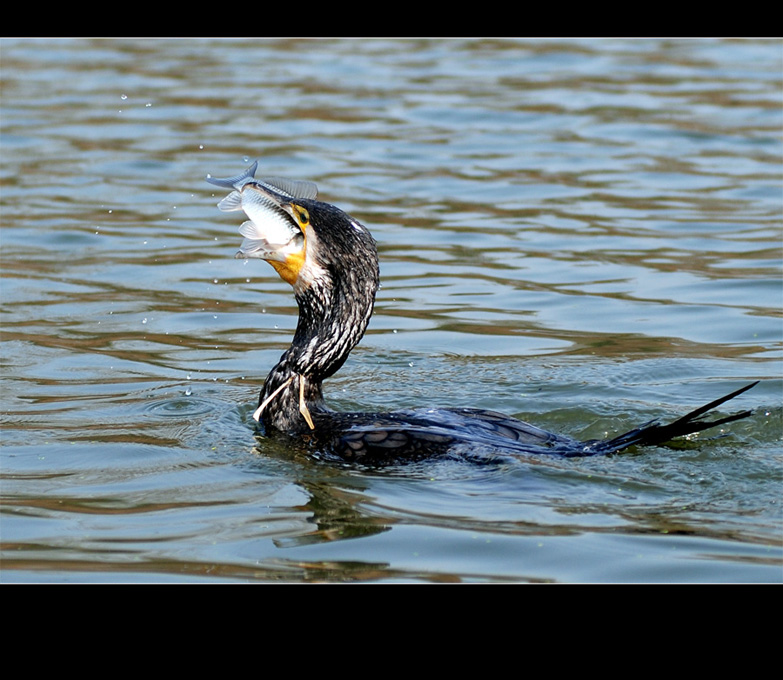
<box><xmin>588</xmin><ymin>381</ymin><xmax>758</xmax><ymax>455</ymax></box>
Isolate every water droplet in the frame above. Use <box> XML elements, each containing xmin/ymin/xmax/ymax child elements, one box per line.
<box><xmin>184</xmin><ymin>387</ymin><xmax>192</xmax><ymax>396</ymax></box>
<box><xmin>142</xmin><ymin>318</ymin><xmax>148</xmax><ymax>324</ymax></box>
<box><xmin>120</xmin><ymin>94</ymin><xmax>127</xmax><ymax>100</ymax></box>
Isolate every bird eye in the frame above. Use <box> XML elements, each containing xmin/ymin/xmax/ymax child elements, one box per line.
<box><xmin>294</xmin><ymin>206</ymin><xmax>310</xmax><ymax>226</ymax></box>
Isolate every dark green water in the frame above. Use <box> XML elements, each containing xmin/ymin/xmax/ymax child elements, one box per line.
<box><xmin>1</xmin><ymin>38</ymin><xmax>781</xmax><ymax>582</ymax></box>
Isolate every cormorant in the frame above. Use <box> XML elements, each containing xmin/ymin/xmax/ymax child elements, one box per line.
<box><xmin>206</xmin><ymin>162</ymin><xmax>756</xmax><ymax>462</ymax></box>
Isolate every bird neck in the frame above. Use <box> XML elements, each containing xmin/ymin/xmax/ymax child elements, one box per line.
<box><xmin>258</xmin><ymin>260</ymin><xmax>379</xmax><ymax>433</ymax></box>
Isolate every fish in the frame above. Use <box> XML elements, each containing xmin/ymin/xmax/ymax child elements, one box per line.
<box><xmin>206</xmin><ymin>162</ymin><xmax>318</xmax><ymax>260</ymax></box>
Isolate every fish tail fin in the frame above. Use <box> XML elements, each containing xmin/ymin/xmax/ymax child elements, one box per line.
<box><xmin>206</xmin><ymin>161</ymin><xmax>258</xmax><ymax>189</ymax></box>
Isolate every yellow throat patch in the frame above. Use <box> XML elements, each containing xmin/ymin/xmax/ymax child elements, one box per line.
<box><xmin>268</xmin><ymin>204</ymin><xmax>310</xmax><ymax>286</ymax></box>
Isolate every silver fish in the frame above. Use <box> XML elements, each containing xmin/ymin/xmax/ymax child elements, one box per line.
<box><xmin>206</xmin><ymin>162</ymin><xmax>318</xmax><ymax>260</ymax></box>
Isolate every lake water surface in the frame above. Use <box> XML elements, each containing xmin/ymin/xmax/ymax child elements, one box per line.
<box><xmin>1</xmin><ymin>38</ymin><xmax>781</xmax><ymax>583</ymax></box>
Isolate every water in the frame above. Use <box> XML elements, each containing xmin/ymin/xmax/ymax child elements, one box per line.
<box><xmin>1</xmin><ymin>38</ymin><xmax>781</xmax><ymax>583</ymax></box>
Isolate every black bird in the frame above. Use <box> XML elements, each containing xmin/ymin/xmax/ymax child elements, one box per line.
<box><xmin>206</xmin><ymin>163</ymin><xmax>756</xmax><ymax>463</ymax></box>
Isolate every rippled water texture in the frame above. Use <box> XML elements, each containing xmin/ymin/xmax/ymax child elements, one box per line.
<box><xmin>1</xmin><ymin>38</ymin><xmax>781</xmax><ymax>583</ymax></box>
